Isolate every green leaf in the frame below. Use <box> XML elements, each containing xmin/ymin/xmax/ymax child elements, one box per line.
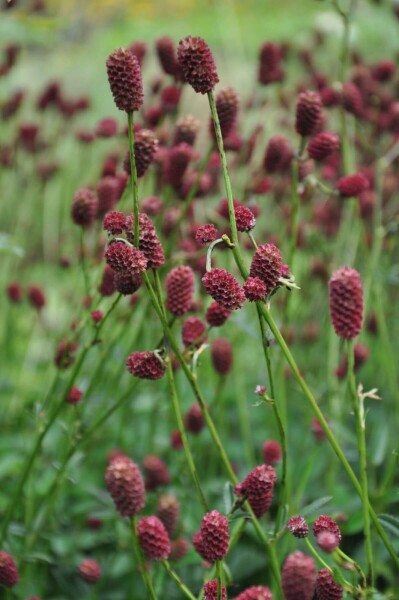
<box><xmin>378</xmin><ymin>514</ymin><xmax>399</xmax><ymax>538</ymax></box>
<box><xmin>301</xmin><ymin>496</ymin><xmax>332</xmax><ymax>518</ymax></box>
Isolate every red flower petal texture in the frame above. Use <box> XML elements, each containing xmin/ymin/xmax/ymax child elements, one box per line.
<box><xmin>103</xmin><ymin>211</ymin><xmax>127</xmax><ymax>234</ymax></box>
<box><xmin>156</xmin><ymin>494</ymin><xmax>180</xmax><ymax>536</ymax></box>
<box><xmin>143</xmin><ymin>454</ymin><xmax>170</xmax><ymax>490</ymax></box>
<box><xmin>210</xmin><ymin>86</ymin><xmax>239</xmax><ymax>140</ymax></box>
<box><xmin>137</xmin><ymin>517</ymin><xmax>171</xmax><ymax>561</ymax></box>
<box><xmin>235</xmin><ymin>465</ymin><xmax>277</xmax><ymax>518</ymax></box>
<box><xmin>233</xmin><ymin>585</ymin><xmax>273</xmax><ymax>600</ymax></box>
<box><xmin>156</xmin><ymin>36</ymin><xmax>183</xmax><ymax>80</ymax></box>
<box><xmin>114</xmin><ymin>271</ymin><xmax>142</xmax><ymax>295</ymax></box>
<box><xmin>258</xmin><ymin>41</ymin><xmax>284</xmax><ymax>85</ymax></box>
<box><xmin>211</xmin><ymin>338</ymin><xmax>233</xmax><ymax>375</ymax></box>
<box><xmin>71</xmin><ymin>188</ymin><xmax>97</xmax><ymax>228</ymax></box>
<box><xmin>177</xmin><ymin>35</ymin><xmax>219</xmax><ymax>94</ymax></box>
<box><xmin>295</xmin><ymin>91</ymin><xmax>323</xmax><ymax>137</ymax></box>
<box><xmin>263</xmin><ymin>135</ymin><xmax>293</xmax><ymax>173</ymax></box>
<box><xmin>125</xmin><ymin>213</ymin><xmax>165</xmax><ymax>269</ymax></box>
<box><xmin>78</xmin><ymin>559</ymin><xmax>102</xmax><ymax>584</ymax></box>
<box><xmin>126</xmin><ymin>351</ymin><xmax>166</xmax><ymax>380</ymax></box>
<box><xmin>0</xmin><ymin>552</ymin><xmax>19</xmax><ymax>587</ymax></box>
<box><xmin>106</xmin><ymin>48</ymin><xmax>144</xmax><ymax>112</ymax></box>
<box><xmin>166</xmin><ymin>265</ymin><xmax>195</xmax><ymax>316</ymax></box>
<box><xmin>105</xmin><ymin>456</ymin><xmax>145</xmax><ymax>517</ymax></box>
<box><xmin>124</xmin><ymin>129</ymin><xmax>159</xmax><ymax>178</ymax></box>
<box><xmin>235</xmin><ymin>204</ymin><xmax>256</xmax><ymax>232</ymax></box>
<box><xmin>281</xmin><ymin>551</ymin><xmax>316</xmax><ymax>600</ymax></box>
<box><xmin>315</xmin><ymin>568</ymin><xmax>343</xmax><ymax>600</ymax></box>
<box><xmin>192</xmin><ymin>530</ymin><xmax>209</xmax><ymax>561</ymax></box>
<box><xmin>195</xmin><ymin>224</ymin><xmax>218</xmax><ymax>245</ymax></box>
<box><xmin>206</xmin><ymin>302</ymin><xmax>231</xmax><ymax>327</ymax></box>
<box><xmin>99</xmin><ymin>265</ymin><xmax>116</xmax><ymax>297</ymax></box>
<box><xmin>200</xmin><ymin>510</ymin><xmax>230</xmax><ymax>562</ymax></box>
<box><xmin>173</xmin><ymin>114</ymin><xmax>201</xmax><ymax>146</ymax></box>
<box><xmin>329</xmin><ymin>267</ymin><xmax>363</xmax><ymax>339</ymax></box>
<box><xmin>204</xmin><ymin>579</ymin><xmax>227</xmax><ymax>600</ymax></box>
<box><xmin>163</xmin><ymin>142</ymin><xmax>196</xmax><ymax>189</ymax></box>
<box><xmin>313</xmin><ymin>515</ymin><xmax>342</xmax><ymax>542</ymax></box>
<box><xmin>249</xmin><ymin>244</ymin><xmax>282</xmax><ymax>294</ymax></box>
<box><xmin>184</xmin><ymin>403</ymin><xmax>205</xmax><ymax>434</ymax></box>
<box><xmin>307</xmin><ymin>132</ymin><xmax>340</xmax><ymax>161</ymax></box>
<box><xmin>182</xmin><ymin>316</ymin><xmax>208</xmax><ymax>347</ymax></box>
<box><xmin>287</xmin><ymin>515</ymin><xmax>309</xmax><ymax>538</ymax></box>
<box><xmin>336</xmin><ymin>173</ymin><xmax>369</xmax><ymax>198</ymax></box>
<box><xmin>105</xmin><ymin>241</ymin><xmax>147</xmax><ymax>275</ymax></box>
<box><xmin>128</xmin><ymin>40</ymin><xmax>147</xmax><ymax>67</ymax></box>
<box><xmin>243</xmin><ymin>277</ymin><xmax>267</xmax><ymax>302</ymax></box>
<box><xmin>202</xmin><ymin>268</ymin><xmax>246</xmax><ymax>310</ymax></box>
<box><xmin>97</xmin><ymin>176</ymin><xmax>120</xmax><ymax>215</ymax></box>
<box><xmin>262</xmin><ymin>440</ymin><xmax>282</xmax><ymax>465</ymax></box>
<box><xmin>170</xmin><ymin>537</ymin><xmax>190</xmax><ymax>561</ymax></box>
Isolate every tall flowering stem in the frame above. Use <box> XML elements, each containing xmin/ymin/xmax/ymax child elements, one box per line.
<box><xmin>160</xmin><ymin>560</ymin><xmax>196</xmax><ymax>600</ymax></box>
<box><xmin>130</xmin><ymin>517</ymin><xmax>158</xmax><ymax>600</ymax></box>
<box><xmin>346</xmin><ymin>339</ymin><xmax>374</xmax><ymax>585</ymax></box>
<box><xmin>127</xmin><ymin>111</ymin><xmax>140</xmax><ymax>247</ymax></box>
<box><xmin>288</xmin><ymin>137</ymin><xmax>306</xmax><ymax>270</ymax></box>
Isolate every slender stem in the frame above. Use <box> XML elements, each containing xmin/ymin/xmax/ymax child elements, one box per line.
<box><xmin>161</xmin><ymin>560</ymin><xmax>196</xmax><ymax>600</ymax></box>
<box><xmin>304</xmin><ymin>538</ymin><xmax>333</xmax><ymax>572</ymax></box>
<box><xmin>216</xmin><ymin>560</ymin><xmax>223</xmax><ymax>600</ymax></box>
<box><xmin>80</xmin><ymin>228</ymin><xmax>90</xmax><ymax>297</ymax></box>
<box><xmin>288</xmin><ymin>137</ymin><xmax>306</xmax><ymax>270</ymax></box>
<box><xmin>335</xmin><ymin>547</ymin><xmax>367</xmax><ymax>588</ymax></box>
<box><xmin>208</xmin><ymin>91</ymin><xmax>239</xmax><ymax>247</ymax></box>
<box><xmin>127</xmin><ymin>111</ymin><xmax>140</xmax><ymax>247</ymax></box>
<box><xmin>347</xmin><ymin>339</ymin><xmax>374</xmax><ymax>585</ymax></box>
<box><xmin>130</xmin><ymin>517</ymin><xmax>158</xmax><ymax>600</ymax></box>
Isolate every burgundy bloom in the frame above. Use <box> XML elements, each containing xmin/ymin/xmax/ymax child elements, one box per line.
<box><xmin>126</xmin><ymin>351</ymin><xmax>166</xmax><ymax>380</ymax></box>
<box><xmin>125</xmin><ymin>213</ymin><xmax>165</xmax><ymax>269</ymax></box>
<box><xmin>263</xmin><ymin>440</ymin><xmax>282</xmax><ymax>465</ymax></box>
<box><xmin>163</xmin><ymin>142</ymin><xmax>196</xmax><ymax>189</ymax></box>
<box><xmin>27</xmin><ymin>285</ymin><xmax>46</xmax><ymax>310</ymax></box>
<box><xmin>200</xmin><ymin>510</ymin><xmax>230</xmax><ymax>562</ymax></box>
<box><xmin>307</xmin><ymin>132</ymin><xmax>340</xmax><ymax>161</ymax></box>
<box><xmin>249</xmin><ymin>244</ymin><xmax>282</xmax><ymax>294</ymax></box>
<box><xmin>54</xmin><ymin>339</ymin><xmax>78</xmax><ymax>369</ymax></box>
<box><xmin>0</xmin><ymin>552</ymin><xmax>19</xmax><ymax>587</ymax></box>
<box><xmin>329</xmin><ymin>267</ymin><xmax>363</xmax><ymax>339</ymax></box>
<box><xmin>105</xmin><ymin>241</ymin><xmax>147</xmax><ymax>275</ymax></box>
<box><xmin>95</xmin><ymin>117</ymin><xmax>118</xmax><ymax>138</ymax></box>
<box><xmin>233</xmin><ymin>586</ymin><xmax>273</xmax><ymax>600</ymax></box>
<box><xmin>105</xmin><ymin>456</ymin><xmax>145</xmax><ymax>517</ymax></box>
<box><xmin>287</xmin><ymin>515</ymin><xmax>309</xmax><ymax>538</ymax></box>
<box><xmin>173</xmin><ymin>114</ymin><xmax>201</xmax><ymax>146</ymax></box>
<box><xmin>202</xmin><ymin>268</ymin><xmax>246</xmax><ymax>310</ymax></box>
<box><xmin>6</xmin><ymin>282</ymin><xmax>22</xmax><ymax>304</ymax></box>
<box><xmin>203</xmin><ymin>579</ymin><xmax>227</xmax><ymax>600</ymax></box>
<box><xmin>184</xmin><ymin>403</ymin><xmax>205</xmax><ymax>434</ymax></box>
<box><xmin>210</xmin><ymin>86</ymin><xmax>239</xmax><ymax>140</ymax></box>
<box><xmin>129</xmin><ymin>40</ymin><xmax>147</xmax><ymax>66</ymax></box>
<box><xmin>281</xmin><ymin>551</ymin><xmax>316</xmax><ymax>600</ymax></box>
<box><xmin>106</xmin><ymin>48</ymin><xmax>144</xmax><ymax>112</ymax></box>
<box><xmin>182</xmin><ymin>316</ymin><xmax>207</xmax><ymax>347</ymax></box>
<box><xmin>97</xmin><ymin>176</ymin><xmax>120</xmax><ymax>215</ymax></box>
<box><xmin>235</xmin><ymin>465</ymin><xmax>277</xmax><ymax>518</ymax></box>
<box><xmin>160</xmin><ymin>84</ymin><xmax>181</xmax><ymax>113</ymax></box>
<box><xmin>156</xmin><ymin>494</ymin><xmax>180</xmax><ymax>535</ymax></box>
<box><xmin>258</xmin><ymin>41</ymin><xmax>284</xmax><ymax>85</ymax></box>
<box><xmin>263</xmin><ymin>135</ymin><xmax>293</xmax><ymax>173</ymax></box>
<box><xmin>143</xmin><ymin>455</ymin><xmax>170</xmax><ymax>491</ymax></box>
<box><xmin>206</xmin><ymin>302</ymin><xmax>231</xmax><ymax>327</ymax></box>
<box><xmin>99</xmin><ymin>265</ymin><xmax>116</xmax><ymax>297</ymax></box>
<box><xmin>235</xmin><ymin>204</ymin><xmax>256</xmax><ymax>232</ymax></box>
<box><xmin>71</xmin><ymin>188</ymin><xmax>97</xmax><ymax>228</ymax></box>
<box><xmin>103</xmin><ymin>211</ymin><xmax>126</xmax><ymax>234</ymax></box>
<box><xmin>78</xmin><ymin>559</ymin><xmax>101</xmax><ymax>584</ymax></box>
<box><xmin>211</xmin><ymin>338</ymin><xmax>233</xmax><ymax>375</ymax></box>
<box><xmin>295</xmin><ymin>91</ymin><xmax>323</xmax><ymax>137</ymax></box>
<box><xmin>137</xmin><ymin>516</ymin><xmax>171</xmax><ymax>560</ymax></box>
<box><xmin>177</xmin><ymin>36</ymin><xmax>219</xmax><ymax>94</ymax></box>
<box><xmin>170</xmin><ymin>537</ymin><xmax>190</xmax><ymax>561</ymax></box>
<box><xmin>243</xmin><ymin>277</ymin><xmax>267</xmax><ymax>302</ymax></box>
<box><xmin>67</xmin><ymin>386</ymin><xmax>83</xmax><ymax>405</ymax></box>
<box><xmin>124</xmin><ymin>129</ymin><xmax>158</xmax><ymax>178</ymax></box>
<box><xmin>313</xmin><ymin>515</ymin><xmax>342</xmax><ymax>543</ymax></box>
<box><xmin>195</xmin><ymin>224</ymin><xmax>218</xmax><ymax>245</ymax></box>
<box><xmin>166</xmin><ymin>265</ymin><xmax>195</xmax><ymax>316</ymax></box>
<box><xmin>316</xmin><ymin>568</ymin><xmax>343</xmax><ymax>600</ymax></box>
<box><xmin>156</xmin><ymin>36</ymin><xmax>182</xmax><ymax>80</ymax></box>
<box><xmin>336</xmin><ymin>173</ymin><xmax>369</xmax><ymax>198</ymax></box>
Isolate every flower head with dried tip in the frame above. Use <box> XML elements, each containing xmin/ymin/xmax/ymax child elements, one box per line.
<box><xmin>166</xmin><ymin>265</ymin><xmax>195</xmax><ymax>316</ymax></box>
<box><xmin>78</xmin><ymin>559</ymin><xmax>102</xmax><ymax>584</ymax></box>
<box><xmin>173</xmin><ymin>114</ymin><xmax>201</xmax><ymax>146</ymax></box>
<box><xmin>126</xmin><ymin>351</ymin><xmax>166</xmax><ymax>380</ymax></box>
<box><xmin>281</xmin><ymin>551</ymin><xmax>316</xmax><ymax>600</ymax></box>
<box><xmin>137</xmin><ymin>516</ymin><xmax>171</xmax><ymax>560</ymax></box>
<box><xmin>200</xmin><ymin>510</ymin><xmax>230</xmax><ymax>562</ymax></box>
<box><xmin>336</xmin><ymin>173</ymin><xmax>369</xmax><ymax>198</ymax></box>
<box><xmin>249</xmin><ymin>244</ymin><xmax>282</xmax><ymax>294</ymax></box>
<box><xmin>177</xmin><ymin>36</ymin><xmax>219</xmax><ymax>94</ymax></box>
<box><xmin>287</xmin><ymin>515</ymin><xmax>309</xmax><ymax>538</ymax></box>
<box><xmin>211</xmin><ymin>338</ymin><xmax>233</xmax><ymax>375</ymax></box>
<box><xmin>0</xmin><ymin>552</ymin><xmax>19</xmax><ymax>587</ymax></box>
<box><xmin>202</xmin><ymin>268</ymin><xmax>246</xmax><ymax>310</ymax></box>
<box><xmin>316</xmin><ymin>568</ymin><xmax>343</xmax><ymax>600</ymax></box>
<box><xmin>243</xmin><ymin>277</ymin><xmax>267</xmax><ymax>302</ymax></box>
<box><xmin>234</xmin><ymin>585</ymin><xmax>273</xmax><ymax>600</ymax></box>
<box><xmin>71</xmin><ymin>188</ymin><xmax>97</xmax><ymax>228</ymax></box>
<box><xmin>235</xmin><ymin>204</ymin><xmax>256</xmax><ymax>232</ymax></box>
<box><xmin>106</xmin><ymin>48</ymin><xmax>143</xmax><ymax>112</ymax></box>
<box><xmin>329</xmin><ymin>267</ymin><xmax>363</xmax><ymax>339</ymax></box>
<box><xmin>203</xmin><ymin>579</ymin><xmax>227</xmax><ymax>600</ymax></box>
<box><xmin>295</xmin><ymin>91</ymin><xmax>323</xmax><ymax>137</ymax></box>
<box><xmin>105</xmin><ymin>456</ymin><xmax>145</xmax><ymax>517</ymax></box>
<box><xmin>206</xmin><ymin>302</ymin><xmax>231</xmax><ymax>327</ymax></box>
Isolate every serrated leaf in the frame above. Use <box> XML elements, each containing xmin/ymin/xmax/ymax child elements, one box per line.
<box><xmin>223</xmin><ymin>482</ymin><xmax>234</xmax><ymax>515</ymax></box>
<box><xmin>301</xmin><ymin>496</ymin><xmax>332</xmax><ymax>518</ymax></box>
<box><xmin>378</xmin><ymin>514</ymin><xmax>399</xmax><ymax>538</ymax></box>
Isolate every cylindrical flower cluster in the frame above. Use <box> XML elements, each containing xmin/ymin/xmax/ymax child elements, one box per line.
<box><xmin>106</xmin><ymin>48</ymin><xmax>143</xmax><ymax>112</ymax></box>
<box><xmin>105</xmin><ymin>456</ymin><xmax>145</xmax><ymax>517</ymax></box>
<box><xmin>329</xmin><ymin>267</ymin><xmax>363</xmax><ymax>339</ymax></box>
<box><xmin>200</xmin><ymin>510</ymin><xmax>230</xmax><ymax>562</ymax></box>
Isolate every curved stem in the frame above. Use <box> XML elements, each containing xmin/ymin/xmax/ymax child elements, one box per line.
<box><xmin>347</xmin><ymin>339</ymin><xmax>374</xmax><ymax>585</ymax></box>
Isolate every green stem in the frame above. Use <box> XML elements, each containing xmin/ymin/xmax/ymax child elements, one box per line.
<box><xmin>130</xmin><ymin>517</ymin><xmax>158</xmax><ymax>600</ymax></box>
<box><xmin>347</xmin><ymin>339</ymin><xmax>374</xmax><ymax>585</ymax></box>
<box><xmin>161</xmin><ymin>560</ymin><xmax>196</xmax><ymax>600</ymax></box>
<box><xmin>127</xmin><ymin>111</ymin><xmax>140</xmax><ymax>247</ymax></box>
<box><xmin>335</xmin><ymin>547</ymin><xmax>367</xmax><ymax>588</ymax></box>
<box><xmin>304</xmin><ymin>537</ymin><xmax>333</xmax><ymax>572</ymax></box>
<box><xmin>80</xmin><ymin>228</ymin><xmax>90</xmax><ymax>297</ymax></box>
<box><xmin>216</xmin><ymin>560</ymin><xmax>223</xmax><ymax>600</ymax></box>
<box><xmin>288</xmin><ymin>137</ymin><xmax>306</xmax><ymax>270</ymax></box>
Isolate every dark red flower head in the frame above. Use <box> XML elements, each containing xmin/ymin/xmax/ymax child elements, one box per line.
<box><xmin>243</xmin><ymin>277</ymin><xmax>267</xmax><ymax>302</ymax></box>
<box><xmin>262</xmin><ymin>440</ymin><xmax>282</xmax><ymax>465</ymax></box>
<box><xmin>129</xmin><ymin>40</ymin><xmax>147</xmax><ymax>66</ymax></box>
<box><xmin>182</xmin><ymin>316</ymin><xmax>208</xmax><ymax>347</ymax></box>
<box><xmin>203</xmin><ymin>579</ymin><xmax>227</xmax><ymax>600</ymax></box>
<box><xmin>67</xmin><ymin>386</ymin><xmax>83</xmax><ymax>405</ymax></box>
<box><xmin>235</xmin><ymin>465</ymin><xmax>277</xmax><ymax>518</ymax></box>
<box><xmin>124</xmin><ymin>129</ymin><xmax>159</xmax><ymax>178</ymax></box>
<box><xmin>281</xmin><ymin>551</ymin><xmax>315</xmax><ymax>600</ymax></box>
<box><xmin>27</xmin><ymin>285</ymin><xmax>46</xmax><ymax>310</ymax></box>
<box><xmin>166</xmin><ymin>265</ymin><xmax>195</xmax><ymax>316</ymax></box>
<box><xmin>249</xmin><ymin>244</ymin><xmax>282</xmax><ymax>294</ymax></box>
<box><xmin>143</xmin><ymin>455</ymin><xmax>170</xmax><ymax>490</ymax></box>
<box><xmin>97</xmin><ymin>176</ymin><xmax>119</xmax><ymax>215</ymax></box>
<box><xmin>78</xmin><ymin>559</ymin><xmax>101</xmax><ymax>584</ymax></box>
<box><xmin>106</xmin><ymin>48</ymin><xmax>144</xmax><ymax>112</ymax></box>
<box><xmin>105</xmin><ymin>241</ymin><xmax>147</xmax><ymax>275</ymax></box>
<box><xmin>184</xmin><ymin>403</ymin><xmax>205</xmax><ymax>434</ymax></box>
<box><xmin>295</xmin><ymin>91</ymin><xmax>323</xmax><ymax>137</ymax></box>
<box><xmin>202</xmin><ymin>268</ymin><xmax>246</xmax><ymax>310</ymax></box>
<box><xmin>307</xmin><ymin>132</ymin><xmax>340</xmax><ymax>161</ymax></box>
<box><xmin>336</xmin><ymin>173</ymin><xmax>369</xmax><ymax>198</ymax></box>
<box><xmin>205</xmin><ymin>302</ymin><xmax>231</xmax><ymax>327</ymax></box>
<box><xmin>263</xmin><ymin>135</ymin><xmax>293</xmax><ymax>173</ymax></box>
<box><xmin>287</xmin><ymin>515</ymin><xmax>309</xmax><ymax>538</ymax></box>
<box><xmin>137</xmin><ymin>516</ymin><xmax>172</xmax><ymax>560</ymax></box>
<box><xmin>195</xmin><ymin>224</ymin><xmax>218</xmax><ymax>245</ymax></box>
<box><xmin>316</xmin><ymin>569</ymin><xmax>343</xmax><ymax>600</ymax></box>
<box><xmin>0</xmin><ymin>552</ymin><xmax>19</xmax><ymax>587</ymax></box>
<box><xmin>125</xmin><ymin>213</ymin><xmax>165</xmax><ymax>269</ymax></box>
<box><xmin>235</xmin><ymin>204</ymin><xmax>256</xmax><ymax>232</ymax></box>
<box><xmin>200</xmin><ymin>510</ymin><xmax>230</xmax><ymax>562</ymax></box>
<box><xmin>156</xmin><ymin>36</ymin><xmax>183</xmax><ymax>80</ymax></box>
<box><xmin>71</xmin><ymin>188</ymin><xmax>97</xmax><ymax>228</ymax></box>
<box><xmin>329</xmin><ymin>267</ymin><xmax>363</xmax><ymax>339</ymax></box>
<box><xmin>126</xmin><ymin>351</ymin><xmax>166</xmax><ymax>380</ymax></box>
<box><xmin>211</xmin><ymin>338</ymin><xmax>233</xmax><ymax>375</ymax></box>
<box><xmin>103</xmin><ymin>211</ymin><xmax>127</xmax><ymax>234</ymax></box>
<box><xmin>173</xmin><ymin>114</ymin><xmax>201</xmax><ymax>146</ymax></box>
<box><xmin>156</xmin><ymin>494</ymin><xmax>180</xmax><ymax>535</ymax></box>
<box><xmin>177</xmin><ymin>36</ymin><xmax>219</xmax><ymax>94</ymax></box>
<box><xmin>234</xmin><ymin>586</ymin><xmax>273</xmax><ymax>600</ymax></box>
<box><xmin>210</xmin><ymin>86</ymin><xmax>239</xmax><ymax>140</ymax></box>
<box><xmin>105</xmin><ymin>456</ymin><xmax>145</xmax><ymax>517</ymax></box>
